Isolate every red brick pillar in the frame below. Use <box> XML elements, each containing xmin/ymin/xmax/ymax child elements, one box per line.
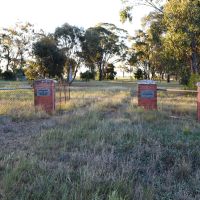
<box><xmin>197</xmin><ymin>83</ymin><xmax>200</xmax><ymax>122</ymax></box>
<box><xmin>34</xmin><ymin>79</ymin><xmax>55</xmax><ymax>113</ymax></box>
<box><xmin>138</xmin><ymin>80</ymin><xmax>157</xmax><ymax>110</ymax></box>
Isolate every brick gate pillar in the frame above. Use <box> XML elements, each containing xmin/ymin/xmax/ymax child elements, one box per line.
<box><xmin>138</xmin><ymin>80</ymin><xmax>157</xmax><ymax>110</ymax></box>
<box><xmin>34</xmin><ymin>79</ymin><xmax>55</xmax><ymax>113</ymax></box>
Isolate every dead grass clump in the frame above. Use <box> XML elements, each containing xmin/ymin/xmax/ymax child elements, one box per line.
<box><xmin>10</xmin><ymin>104</ymin><xmax>49</xmax><ymax>121</ymax></box>
<box><xmin>174</xmin><ymin>159</ymin><xmax>192</xmax><ymax>182</ymax></box>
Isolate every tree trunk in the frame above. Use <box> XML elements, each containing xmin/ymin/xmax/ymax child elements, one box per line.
<box><xmin>161</xmin><ymin>73</ymin><xmax>164</xmax><ymax>80</ymax></box>
<box><xmin>167</xmin><ymin>74</ymin><xmax>170</xmax><ymax>83</ymax></box>
<box><xmin>6</xmin><ymin>49</ymin><xmax>11</xmax><ymax>71</ymax></box>
<box><xmin>98</xmin><ymin>66</ymin><xmax>103</xmax><ymax>81</ymax></box>
<box><xmin>102</xmin><ymin>63</ymin><xmax>106</xmax><ymax>80</ymax></box>
<box><xmin>151</xmin><ymin>67</ymin><xmax>155</xmax><ymax>80</ymax></box>
<box><xmin>69</xmin><ymin>66</ymin><xmax>78</xmax><ymax>85</ymax></box>
<box><xmin>20</xmin><ymin>52</ymin><xmax>23</xmax><ymax>69</ymax></box>
<box><xmin>6</xmin><ymin>62</ymin><xmax>9</xmax><ymax>71</ymax></box>
<box><xmin>175</xmin><ymin>74</ymin><xmax>178</xmax><ymax>81</ymax></box>
<box><xmin>191</xmin><ymin>36</ymin><xmax>198</xmax><ymax>74</ymax></box>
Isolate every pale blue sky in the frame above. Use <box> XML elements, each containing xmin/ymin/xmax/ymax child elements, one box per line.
<box><xmin>0</xmin><ymin>0</ymin><xmax>152</xmax><ymax>35</ymax></box>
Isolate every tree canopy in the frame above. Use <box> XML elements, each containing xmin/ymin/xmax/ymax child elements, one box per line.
<box><xmin>32</xmin><ymin>36</ymin><xmax>65</xmax><ymax>78</ymax></box>
<box><xmin>121</xmin><ymin>0</ymin><xmax>200</xmax><ymax>85</ymax></box>
<box><xmin>82</xmin><ymin>23</ymin><xmax>129</xmax><ymax>80</ymax></box>
<box><xmin>1</xmin><ymin>0</ymin><xmax>200</xmax><ymax>85</ymax></box>
<box><xmin>54</xmin><ymin>23</ymin><xmax>85</xmax><ymax>83</ymax></box>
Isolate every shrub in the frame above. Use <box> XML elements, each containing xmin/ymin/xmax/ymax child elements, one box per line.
<box><xmin>80</xmin><ymin>70</ymin><xmax>95</xmax><ymax>81</ymax></box>
<box><xmin>134</xmin><ymin>68</ymin><xmax>147</xmax><ymax>80</ymax></box>
<box><xmin>15</xmin><ymin>69</ymin><xmax>26</xmax><ymax>81</ymax></box>
<box><xmin>24</xmin><ymin>61</ymin><xmax>41</xmax><ymax>80</ymax></box>
<box><xmin>179</xmin><ymin>67</ymin><xmax>190</xmax><ymax>85</ymax></box>
<box><xmin>2</xmin><ymin>71</ymin><xmax>16</xmax><ymax>80</ymax></box>
<box><xmin>187</xmin><ymin>73</ymin><xmax>200</xmax><ymax>90</ymax></box>
<box><xmin>105</xmin><ymin>64</ymin><xmax>117</xmax><ymax>80</ymax></box>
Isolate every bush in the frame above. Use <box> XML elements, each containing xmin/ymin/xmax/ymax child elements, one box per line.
<box><xmin>2</xmin><ymin>71</ymin><xmax>16</xmax><ymax>80</ymax></box>
<box><xmin>105</xmin><ymin>64</ymin><xmax>117</xmax><ymax>80</ymax></box>
<box><xmin>15</xmin><ymin>69</ymin><xmax>25</xmax><ymax>80</ymax></box>
<box><xmin>187</xmin><ymin>73</ymin><xmax>200</xmax><ymax>90</ymax></box>
<box><xmin>134</xmin><ymin>68</ymin><xmax>147</xmax><ymax>80</ymax></box>
<box><xmin>80</xmin><ymin>70</ymin><xmax>95</xmax><ymax>81</ymax></box>
<box><xmin>179</xmin><ymin>68</ymin><xmax>190</xmax><ymax>85</ymax></box>
<box><xmin>180</xmin><ymin>74</ymin><xmax>190</xmax><ymax>85</ymax></box>
<box><xmin>24</xmin><ymin>61</ymin><xmax>42</xmax><ymax>80</ymax></box>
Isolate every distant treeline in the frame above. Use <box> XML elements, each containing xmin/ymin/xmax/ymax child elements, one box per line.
<box><xmin>0</xmin><ymin>0</ymin><xmax>200</xmax><ymax>88</ymax></box>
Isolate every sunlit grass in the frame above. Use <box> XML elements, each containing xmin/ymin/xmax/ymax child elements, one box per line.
<box><xmin>158</xmin><ymin>93</ymin><xmax>197</xmax><ymax>118</ymax></box>
<box><xmin>0</xmin><ymin>80</ymin><xmax>32</xmax><ymax>88</ymax></box>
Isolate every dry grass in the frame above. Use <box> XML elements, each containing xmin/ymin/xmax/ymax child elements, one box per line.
<box><xmin>1</xmin><ymin>80</ymin><xmax>200</xmax><ymax>200</ymax></box>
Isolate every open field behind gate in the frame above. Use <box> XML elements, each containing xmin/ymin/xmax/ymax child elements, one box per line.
<box><xmin>0</xmin><ymin>80</ymin><xmax>200</xmax><ymax>200</ymax></box>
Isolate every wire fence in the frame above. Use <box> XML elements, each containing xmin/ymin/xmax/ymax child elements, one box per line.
<box><xmin>157</xmin><ymin>88</ymin><xmax>197</xmax><ymax>120</ymax></box>
<box><xmin>56</xmin><ymin>80</ymin><xmax>71</xmax><ymax>111</ymax></box>
<box><xmin>0</xmin><ymin>81</ymin><xmax>198</xmax><ymax>120</ymax></box>
<box><xmin>0</xmin><ymin>81</ymin><xmax>132</xmax><ymax>117</ymax></box>
<box><xmin>0</xmin><ymin>81</ymin><xmax>71</xmax><ymax>116</ymax></box>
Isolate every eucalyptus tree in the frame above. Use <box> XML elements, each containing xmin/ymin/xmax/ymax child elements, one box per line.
<box><xmin>131</xmin><ymin>30</ymin><xmax>151</xmax><ymax>76</ymax></box>
<box><xmin>82</xmin><ymin>23</ymin><xmax>129</xmax><ymax>80</ymax></box>
<box><xmin>139</xmin><ymin>9</ymin><xmax>191</xmax><ymax>82</ymax></box>
<box><xmin>146</xmin><ymin>12</ymin><xmax>164</xmax><ymax>76</ymax></box>
<box><xmin>163</xmin><ymin>0</ymin><xmax>200</xmax><ymax>74</ymax></box>
<box><xmin>129</xmin><ymin>10</ymin><xmax>166</xmax><ymax>79</ymax></box>
<box><xmin>119</xmin><ymin>0</ymin><xmax>167</xmax><ymax>80</ymax></box>
<box><xmin>0</xmin><ymin>22</ymin><xmax>35</xmax><ymax>72</ymax></box>
<box><xmin>120</xmin><ymin>0</ymin><xmax>164</xmax><ymax>23</ymax></box>
<box><xmin>54</xmin><ymin>23</ymin><xmax>85</xmax><ymax>83</ymax></box>
<box><xmin>120</xmin><ymin>0</ymin><xmax>200</xmax><ymax>85</ymax></box>
<box><xmin>0</xmin><ymin>29</ymin><xmax>14</xmax><ymax>71</ymax></box>
<box><xmin>33</xmin><ymin>36</ymin><xmax>65</xmax><ymax>78</ymax></box>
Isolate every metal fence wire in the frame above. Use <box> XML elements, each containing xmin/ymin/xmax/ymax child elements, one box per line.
<box><xmin>0</xmin><ymin>81</ymin><xmax>71</xmax><ymax>116</ymax></box>
<box><xmin>0</xmin><ymin>88</ymin><xmax>34</xmax><ymax>115</ymax></box>
<box><xmin>56</xmin><ymin>80</ymin><xmax>70</xmax><ymax>110</ymax></box>
<box><xmin>156</xmin><ymin>88</ymin><xmax>197</xmax><ymax>121</ymax></box>
<box><xmin>0</xmin><ymin>82</ymin><xmax>198</xmax><ymax>119</ymax></box>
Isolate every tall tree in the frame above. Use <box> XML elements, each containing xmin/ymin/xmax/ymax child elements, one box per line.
<box><xmin>0</xmin><ymin>30</ymin><xmax>13</xmax><ymax>71</ymax></box>
<box><xmin>82</xmin><ymin>23</ymin><xmax>128</xmax><ymax>80</ymax></box>
<box><xmin>163</xmin><ymin>0</ymin><xmax>200</xmax><ymax>74</ymax></box>
<box><xmin>0</xmin><ymin>22</ymin><xmax>35</xmax><ymax>72</ymax></box>
<box><xmin>120</xmin><ymin>0</ymin><xmax>200</xmax><ymax>83</ymax></box>
<box><xmin>129</xmin><ymin>10</ymin><xmax>165</xmax><ymax>79</ymax></box>
<box><xmin>54</xmin><ymin>23</ymin><xmax>85</xmax><ymax>83</ymax></box>
<box><xmin>143</xmin><ymin>11</ymin><xmax>167</xmax><ymax>79</ymax></box>
<box><xmin>33</xmin><ymin>36</ymin><xmax>65</xmax><ymax>78</ymax></box>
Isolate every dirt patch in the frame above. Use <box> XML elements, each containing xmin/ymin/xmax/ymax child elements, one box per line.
<box><xmin>0</xmin><ymin>116</ymin><xmax>58</xmax><ymax>155</ymax></box>
<box><xmin>0</xmin><ymin>97</ymin><xmax>100</xmax><ymax>155</ymax></box>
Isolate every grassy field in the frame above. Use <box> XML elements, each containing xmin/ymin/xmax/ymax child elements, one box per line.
<box><xmin>0</xmin><ymin>80</ymin><xmax>200</xmax><ymax>200</ymax></box>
